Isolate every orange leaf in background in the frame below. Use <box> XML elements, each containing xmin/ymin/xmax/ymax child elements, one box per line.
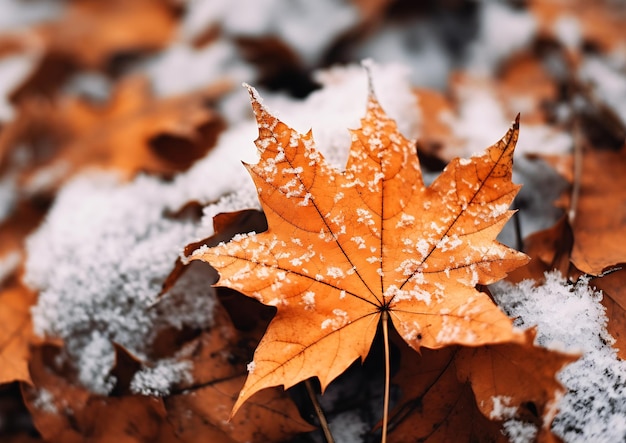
<box><xmin>0</xmin><ymin>279</ymin><xmax>37</xmax><ymax>385</ymax></box>
<box><xmin>544</xmin><ymin>146</ymin><xmax>626</xmax><ymax>275</ymax></box>
<box><xmin>34</xmin><ymin>0</ymin><xmax>177</xmax><ymax>70</ymax></box>
<box><xmin>165</xmin><ymin>307</ymin><xmax>314</xmax><ymax>443</ymax></box>
<box><xmin>569</xmin><ymin>147</ymin><xmax>626</xmax><ymax>275</ymax></box>
<box><xmin>0</xmin><ymin>76</ymin><xmax>226</xmax><ymax>196</ymax></box>
<box><xmin>530</xmin><ymin>0</ymin><xmax>626</xmax><ymax>54</ymax></box>
<box><xmin>191</xmin><ymin>83</ymin><xmax>529</xmax><ymax>414</ymax></box>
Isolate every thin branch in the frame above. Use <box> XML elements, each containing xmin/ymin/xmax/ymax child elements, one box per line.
<box><xmin>305</xmin><ymin>379</ymin><xmax>335</xmax><ymax>443</ymax></box>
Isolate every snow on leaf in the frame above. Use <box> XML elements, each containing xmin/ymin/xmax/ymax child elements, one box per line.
<box><xmin>191</xmin><ymin>80</ymin><xmax>530</xmax><ymax>416</ymax></box>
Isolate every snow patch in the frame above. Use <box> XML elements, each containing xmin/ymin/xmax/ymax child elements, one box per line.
<box><xmin>492</xmin><ymin>272</ymin><xmax>626</xmax><ymax>442</ymax></box>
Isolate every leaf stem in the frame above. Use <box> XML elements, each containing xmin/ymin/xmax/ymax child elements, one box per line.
<box><xmin>305</xmin><ymin>379</ymin><xmax>335</xmax><ymax>443</ymax></box>
<box><xmin>381</xmin><ymin>310</ymin><xmax>390</xmax><ymax>443</ymax></box>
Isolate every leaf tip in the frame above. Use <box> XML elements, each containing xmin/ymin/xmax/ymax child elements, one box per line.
<box><xmin>243</xmin><ymin>82</ymin><xmax>268</xmax><ymax>121</ymax></box>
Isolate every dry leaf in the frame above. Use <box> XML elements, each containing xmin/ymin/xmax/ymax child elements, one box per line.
<box><xmin>569</xmin><ymin>147</ymin><xmax>626</xmax><ymax>275</ymax></box>
<box><xmin>165</xmin><ymin>307</ymin><xmax>314</xmax><ymax>443</ymax></box>
<box><xmin>498</xmin><ymin>52</ymin><xmax>558</xmax><ymax>125</ymax></box>
<box><xmin>191</xmin><ymin>84</ymin><xmax>529</xmax><ymax>414</ymax></box>
<box><xmin>0</xmin><ymin>278</ymin><xmax>37</xmax><ymax>385</ymax></box>
<box><xmin>387</xmin><ymin>345</ymin><xmax>505</xmax><ymax>442</ymax></box>
<box><xmin>35</xmin><ymin>0</ymin><xmax>177</xmax><ymax>70</ymax></box>
<box><xmin>389</xmin><ymin>329</ymin><xmax>574</xmax><ymax>441</ymax></box>
<box><xmin>530</xmin><ymin>0</ymin><xmax>626</xmax><ymax>53</ymax></box>
<box><xmin>506</xmin><ymin>214</ymin><xmax>573</xmax><ymax>283</ymax></box>
<box><xmin>591</xmin><ymin>268</ymin><xmax>626</xmax><ymax>360</ymax></box>
<box><xmin>0</xmin><ymin>76</ymin><xmax>226</xmax><ymax>196</ymax></box>
<box><xmin>22</xmin><ymin>344</ymin><xmax>179</xmax><ymax>443</ymax></box>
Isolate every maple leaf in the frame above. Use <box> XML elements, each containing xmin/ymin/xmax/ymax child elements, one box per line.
<box><xmin>191</xmin><ymin>81</ymin><xmax>529</xmax><ymax>415</ymax></box>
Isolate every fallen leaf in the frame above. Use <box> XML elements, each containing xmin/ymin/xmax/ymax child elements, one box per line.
<box><xmin>590</xmin><ymin>268</ymin><xmax>626</xmax><ymax>360</ymax></box>
<box><xmin>567</xmin><ymin>146</ymin><xmax>626</xmax><ymax>275</ymax></box>
<box><xmin>0</xmin><ymin>278</ymin><xmax>37</xmax><ymax>385</ymax></box>
<box><xmin>413</xmin><ymin>87</ymin><xmax>459</xmax><ymax>166</ymax></box>
<box><xmin>191</xmin><ymin>84</ymin><xmax>529</xmax><ymax>414</ymax></box>
<box><xmin>21</xmin><ymin>345</ymin><xmax>90</xmax><ymax>443</ymax></box>
<box><xmin>530</xmin><ymin>0</ymin><xmax>626</xmax><ymax>54</ymax></box>
<box><xmin>22</xmin><ymin>344</ymin><xmax>179</xmax><ymax>443</ymax></box>
<box><xmin>389</xmin><ymin>329</ymin><xmax>575</xmax><ymax>441</ymax></box>
<box><xmin>387</xmin><ymin>345</ymin><xmax>506</xmax><ymax>442</ymax></box>
<box><xmin>35</xmin><ymin>0</ymin><xmax>177</xmax><ymax>70</ymax></box>
<box><xmin>506</xmin><ymin>214</ymin><xmax>573</xmax><ymax>283</ymax></box>
<box><xmin>0</xmin><ymin>76</ymin><xmax>226</xmax><ymax>196</ymax></box>
<box><xmin>498</xmin><ymin>52</ymin><xmax>558</xmax><ymax>125</ymax></box>
<box><xmin>165</xmin><ymin>306</ymin><xmax>314</xmax><ymax>442</ymax></box>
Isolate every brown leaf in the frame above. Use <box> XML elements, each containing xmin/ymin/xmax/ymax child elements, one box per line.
<box><xmin>389</xmin><ymin>330</ymin><xmax>575</xmax><ymax>441</ymax></box>
<box><xmin>498</xmin><ymin>52</ymin><xmax>559</xmax><ymax>125</ymax></box>
<box><xmin>35</xmin><ymin>0</ymin><xmax>178</xmax><ymax>70</ymax></box>
<box><xmin>530</xmin><ymin>0</ymin><xmax>626</xmax><ymax>53</ymax></box>
<box><xmin>0</xmin><ymin>76</ymin><xmax>226</xmax><ymax>196</ymax></box>
<box><xmin>22</xmin><ymin>345</ymin><xmax>89</xmax><ymax>443</ymax></box>
<box><xmin>388</xmin><ymin>345</ymin><xmax>505</xmax><ymax>442</ymax></box>
<box><xmin>414</xmin><ymin>87</ymin><xmax>459</xmax><ymax>165</ymax></box>
<box><xmin>0</xmin><ymin>279</ymin><xmax>37</xmax><ymax>385</ymax></box>
<box><xmin>569</xmin><ymin>146</ymin><xmax>626</xmax><ymax>274</ymax></box>
<box><xmin>191</xmin><ymin>85</ymin><xmax>530</xmax><ymax>415</ymax></box>
<box><xmin>590</xmin><ymin>267</ymin><xmax>626</xmax><ymax>360</ymax></box>
<box><xmin>506</xmin><ymin>214</ymin><xmax>573</xmax><ymax>283</ymax></box>
<box><xmin>22</xmin><ymin>345</ymin><xmax>179</xmax><ymax>443</ymax></box>
<box><xmin>164</xmin><ymin>307</ymin><xmax>314</xmax><ymax>443</ymax></box>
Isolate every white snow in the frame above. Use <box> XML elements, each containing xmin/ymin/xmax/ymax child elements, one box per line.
<box><xmin>0</xmin><ymin>0</ymin><xmax>62</xmax><ymax>31</ymax></box>
<box><xmin>466</xmin><ymin>2</ymin><xmax>537</xmax><ymax>76</ymax></box>
<box><xmin>130</xmin><ymin>359</ymin><xmax>193</xmax><ymax>397</ymax></box>
<box><xmin>492</xmin><ymin>272</ymin><xmax>626</xmax><ymax>442</ymax></box>
<box><xmin>25</xmin><ymin>172</ymin><xmax>216</xmax><ymax>394</ymax></box>
<box><xmin>0</xmin><ymin>51</ymin><xmax>39</xmax><ymax>122</ymax></box>
<box><xmin>180</xmin><ymin>0</ymin><xmax>359</xmax><ymax>66</ymax></box>
<box><xmin>580</xmin><ymin>55</ymin><xmax>626</xmax><ymax>125</ymax></box>
<box><xmin>145</xmin><ymin>39</ymin><xmax>256</xmax><ymax>100</ymax></box>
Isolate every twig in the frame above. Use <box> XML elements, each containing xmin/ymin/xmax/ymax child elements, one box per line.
<box><xmin>305</xmin><ymin>379</ymin><xmax>335</xmax><ymax>443</ymax></box>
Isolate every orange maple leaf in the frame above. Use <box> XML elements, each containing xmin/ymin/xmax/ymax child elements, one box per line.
<box><xmin>191</xmin><ymin>82</ymin><xmax>529</xmax><ymax>415</ymax></box>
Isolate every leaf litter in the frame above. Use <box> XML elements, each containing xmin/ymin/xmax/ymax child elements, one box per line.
<box><xmin>2</xmin><ymin>2</ymin><xmax>626</xmax><ymax>441</ymax></box>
